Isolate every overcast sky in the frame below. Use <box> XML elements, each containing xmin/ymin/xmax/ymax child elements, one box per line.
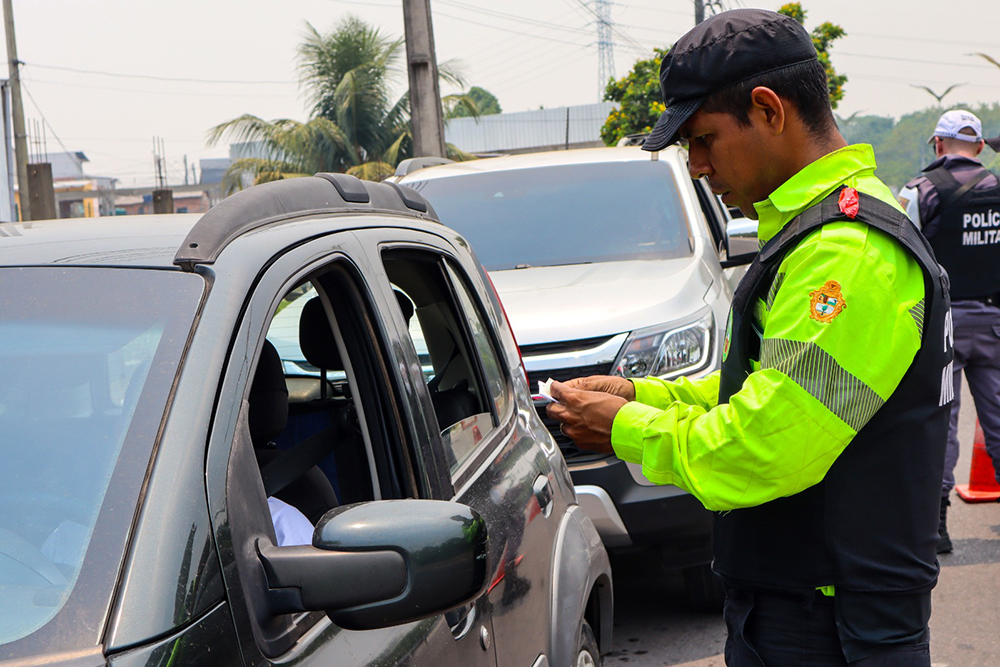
<box><xmin>10</xmin><ymin>0</ymin><xmax>1000</xmax><ymax>186</ymax></box>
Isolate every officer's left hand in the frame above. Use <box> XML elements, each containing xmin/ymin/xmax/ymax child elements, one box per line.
<box><xmin>546</xmin><ymin>381</ymin><xmax>627</xmax><ymax>454</ymax></box>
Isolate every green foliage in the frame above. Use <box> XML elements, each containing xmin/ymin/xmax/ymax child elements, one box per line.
<box><xmin>209</xmin><ymin>14</ymin><xmax>478</xmax><ymax>186</ymax></box>
<box><xmin>600</xmin><ymin>48</ymin><xmax>668</xmax><ymax>146</ymax></box>
<box><xmin>837</xmin><ymin>103</ymin><xmax>1000</xmax><ymax>190</ymax></box>
<box><xmin>447</xmin><ymin>86</ymin><xmax>502</xmax><ymax>118</ymax></box>
<box><xmin>600</xmin><ymin>3</ymin><xmax>847</xmax><ymax>146</ymax></box>
<box><xmin>777</xmin><ymin>3</ymin><xmax>846</xmax><ymax>108</ymax></box>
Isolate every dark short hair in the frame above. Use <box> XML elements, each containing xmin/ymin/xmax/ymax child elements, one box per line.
<box><xmin>698</xmin><ymin>59</ymin><xmax>836</xmax><ymax>138</ymax></box>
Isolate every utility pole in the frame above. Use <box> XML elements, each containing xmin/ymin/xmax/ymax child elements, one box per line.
<box><xmin>3</xmin><ymin>0</ymin><xmax>29</xmax><ymax>220</ymax></box>
<box><xmin>695</xmin><ymin>0</ymin><xmax>704</xmax><ymax>24</ymax></box>
<box><xmin>402</xmin><ymin>0</ymin><xmax>447</xmax><ymax>158</ymax></box>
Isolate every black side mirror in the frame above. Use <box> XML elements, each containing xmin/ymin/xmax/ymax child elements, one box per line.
<box><xmin>258</xmin><ymin>499</ymin><xmax>488</xmax><ymax>630</ymax></box>
<box><xmin>721</xmin><ymin>216</ymin><xmax>759</xmax><ymax>269</ymax></box>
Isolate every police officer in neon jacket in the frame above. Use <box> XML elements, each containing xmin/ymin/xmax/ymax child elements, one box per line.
<box><xmin>549</xmin><ymin>10</ymin><xmax>952</xmax><ymax>666</ymax></box>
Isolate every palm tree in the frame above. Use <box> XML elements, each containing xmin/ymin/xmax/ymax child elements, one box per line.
<box><xmin>209</xmin><ymin>15</ymin><xmax>476</xmax><ymax>189</ymax></box>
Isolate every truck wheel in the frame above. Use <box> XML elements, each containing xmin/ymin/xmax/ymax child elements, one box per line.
<box><xmin>683</xmin><ymin>563</ymin><xmax>726</xmax><ymax>612</ymax></box>
<box><xmin>577</xmin><ymin>618</ymin><xmax>600</xmax><ymax>667</ymax></box>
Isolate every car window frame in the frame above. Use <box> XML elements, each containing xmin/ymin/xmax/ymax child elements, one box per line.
<box><xmin>0</xmin><ymin>267</ymin><xmax>207</xmax><ymax>660</ymax></box>
<box><xmin>372</xmin><ymin>236</ymin><xmax>517</xmax><ymax>496</ymax></box>
<box><xmin>206</xmin><ymin>236</ymin><xmax>434</xmax><ymax>660</ymax></box>
<box><xmin>692</xmin><ymin>177</ymin><xmax>728</xmax><ymax>256</ymax></box>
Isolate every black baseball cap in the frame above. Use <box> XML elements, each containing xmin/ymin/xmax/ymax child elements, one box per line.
<box><xmin>643</xmin><ymin>9</ymin><xmax>818</xmax><ymax>152</ymax></box>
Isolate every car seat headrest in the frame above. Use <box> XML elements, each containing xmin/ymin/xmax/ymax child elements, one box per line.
<box><xmin>394</xmin><ymin>290</ymin><xmax>414</xmax><ymax>327</ymax></box>
<box><xmin>299</xmin><ymin>297</ymin><xmax>343</xmax><ymax>371</ymax></box>
<box><xmin>249</xmin><ymin>340</ymin><xmax>288</xmax><ymax>446</ymax></box>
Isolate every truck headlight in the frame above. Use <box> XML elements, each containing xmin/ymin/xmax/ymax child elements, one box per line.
<box><xmin>612</xmin><ymin>311</ymin><xmax>714</xmax><ymax>379</ymax></box>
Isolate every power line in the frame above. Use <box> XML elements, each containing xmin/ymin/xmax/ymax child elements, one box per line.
<box><xmin>846</xmin><ymin>71</ymin><xmax>1000</xmax><ymax>91</ymax></box>
<box><xmin>434</xmin><ymin>0</ymin><xmax>592</xmax><ymax>35</ymax></box>
<box><xmin>836</xmin><ymin>51</ymin><xmax>995</xmax><ymax>70</ymax></box>
<box><xmin>491</xmin><ymin>44</ymin><xmax>595</xmax><ymax>93</ymax></box>
<box><xmin>486</xmin><ymin>43</ymin><xmax>591</xmax><ymax>88</ymax></box>
<box><xmin>20</xmin><ymin>81</ymin><xmax>71</xmax><ymax>157</ymax></box>
<box><xmin>433</xmin><ymin>9</ymin><xmax>591</xmax><ymax>48</ymax></box>
<box><xmin>24</xmin><ymin>62</ymin><xmax>294</xmax><ymax>85</ymax></box>
<box><xmin>23</xmin><ymin>76</ymin><xmax>301</xmax><ymax>99</ymax></box>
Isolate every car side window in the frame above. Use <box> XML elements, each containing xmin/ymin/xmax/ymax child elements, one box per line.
<box><xmin>444</xmin><ymin>260</ymin><xmax>510</xmax><ymax>420</ymax></box>
<box><xmin>383</xmin><ymin>251</ymin><xmax>496</xmax><ymax>474</ymax></box>
<box><xmin>230</xmin><ymin>261</ymin><xmax>425</xmax><ymax>655</ymax></box>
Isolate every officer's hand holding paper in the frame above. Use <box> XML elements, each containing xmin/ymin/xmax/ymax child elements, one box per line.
<box><xmin>560</xmin><ymin>375</ymin><xmax>637</xmax><ymax>401</ymax></box>
<box><xmin>546</xmin><ymin>380</ymin><xmax>628</xmax><ymax>454</ymax></box>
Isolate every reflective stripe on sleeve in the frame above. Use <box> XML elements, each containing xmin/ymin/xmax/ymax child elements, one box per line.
<box><xmin>761</xmin><ymin>338</ymin><xmax>885</xmax><ymax>432</ymax></box>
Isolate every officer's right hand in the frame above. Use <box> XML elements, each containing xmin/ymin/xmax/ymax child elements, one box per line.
<box><xmin>562</xmin><ymin>375</ymin><xmax>636</xmax><ymax>401</ymax></box>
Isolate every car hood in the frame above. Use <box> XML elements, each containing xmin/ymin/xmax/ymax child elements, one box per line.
<box><xmin>489</xmin><ymin>258</ymin><xmax>713</xmax><ymax>345</ymax></box>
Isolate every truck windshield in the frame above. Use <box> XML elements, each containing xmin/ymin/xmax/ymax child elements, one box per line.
<box><xmin>0</xmin><ymin>267</ymin><xmax>204</xmax><ymax>648</ymax></box>
<box><xmin>407</xmin><ymin>160</ymin><xmax>692</xmax><ymax>270</ymax></box>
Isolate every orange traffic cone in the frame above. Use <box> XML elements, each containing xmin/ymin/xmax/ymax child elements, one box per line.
<box><xmin>955</xmin><ymin>419</ymin><xmax>1000</xmax><ymax>503</ymax></box>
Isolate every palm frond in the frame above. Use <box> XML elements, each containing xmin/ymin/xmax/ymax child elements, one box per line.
<box><xmin>221</xmin><ymin>157</ymin><xmax>303</xmax><ymax>194</ymax></box>
<box><xmin>382</xmin><ymin>131</ymin><xmax>410</xmax><ymax>167</ymax></box>
<box><xmin>443</xmin><ymin>93</ymin><xmax>481</xmax><ymax>122</ymax></box>
<box><xmin>971</xmin><ymin>52</ymin><xmax>1000</xmax><ymax>69</ymax></box>
<box><xmin>445</xmin><ymin>143</ymin><xmax>477</xmax><ymax>162</ymax></box>
<box><xmin>346</xmin><ymin>161</ymin><xmax>395</xmax><ymax>182</ymax></box>
<box><xmin>437</xmin><ymin>58</ymin><xmax>468</xmax><ymax>90</ymax></box>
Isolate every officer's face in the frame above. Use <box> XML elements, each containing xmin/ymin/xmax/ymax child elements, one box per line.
<box><xmin>680</xmin><ymin>107</ymin><xmax>783</xmax><ymax>220</ymax></box>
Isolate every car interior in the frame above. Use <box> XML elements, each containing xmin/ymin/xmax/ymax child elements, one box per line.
<box><xmin>246</xmin><ymin>254</ymin><xmax>494</xmax><ymax>538</ymax></box>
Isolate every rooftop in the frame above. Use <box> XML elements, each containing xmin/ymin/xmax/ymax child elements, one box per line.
<box><xmin>0</xmin><ymin>214</ymin><xmax>198</xmax><ymax>268</ymax></box>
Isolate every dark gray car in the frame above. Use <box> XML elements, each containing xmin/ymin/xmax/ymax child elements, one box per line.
<box><xmin>0</xmin><ymin>175</ymin><xmax>612</xmax><ymax>666</ymax></box>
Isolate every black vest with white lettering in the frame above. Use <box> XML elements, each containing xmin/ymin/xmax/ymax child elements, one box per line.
<box><xmin>924</xmin><ymin>165</ymin><xmax>1000</xmax><ymax>300</ymax></box>
<box><xmin>714</xmin><ymin>189</ymin><xmax>952</xmax><ymax>643</ymax></box>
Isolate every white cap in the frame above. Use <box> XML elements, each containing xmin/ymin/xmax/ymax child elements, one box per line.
<box><xmin>928</xmin><ymin>109</ymin><xmax>984</xmax><ymax>144</ymax></box>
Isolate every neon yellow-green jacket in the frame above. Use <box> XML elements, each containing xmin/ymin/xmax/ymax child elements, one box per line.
<box><xmin>611</xmin><ymin>144</ymin><xmax>925</xmax><ymax>512</ymax></box>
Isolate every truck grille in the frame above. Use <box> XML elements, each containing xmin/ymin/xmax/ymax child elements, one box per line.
<box><xmin>528</xmin><ymin>363</ymin><xmax>615</xmax><ymax>464</ymax></box>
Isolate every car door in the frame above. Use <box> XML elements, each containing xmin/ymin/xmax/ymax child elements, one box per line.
<box><xmin>359</xmin><ymin>227</ymin><xmax>568</xmax><ymax>667</ymax></box>
<box><xmin>205</xmin><ymin>231</ymin><xmax>498</xmax><ymax>666</ymax></box>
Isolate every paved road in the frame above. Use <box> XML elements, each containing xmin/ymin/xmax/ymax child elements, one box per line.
<box><xmin>605</xmin><ymin>382</ymin><xmax>1000</xmax><ymax>666</ymax></box>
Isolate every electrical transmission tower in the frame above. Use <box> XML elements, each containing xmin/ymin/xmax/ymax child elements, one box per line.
<box><xmin>595</xmin><ymin>0</ymin><xmax>614</xmax><ymax>100</ymax></box>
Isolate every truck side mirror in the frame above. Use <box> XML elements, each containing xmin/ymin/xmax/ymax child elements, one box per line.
<box><xmin>258</xmin><ymin>499</ymin><xmax>489</xmax><ymax>630</ymax></box>
<box><xmin>721</xmin><ymin>216</ymin><xmax>759</xmax><ymax>269</ymax></box>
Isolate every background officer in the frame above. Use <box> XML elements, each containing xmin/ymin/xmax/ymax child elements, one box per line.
<box><xmin>548</xmin><ymin>9</ymin><xmax>952</xmax><ymax>666</ymax></box>
<box><xmin>898</xmin><ymin>110</ymin><xmax>1000</xmax><ymax>553</ymax></box>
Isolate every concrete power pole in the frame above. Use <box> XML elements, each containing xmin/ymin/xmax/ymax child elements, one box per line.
<box><xmin>2</xmin><ymin>0</ymin><xmax>29</xmax><ymax>220</ymax></box>
<box><xmin>402</xmin><ymin>0</ymin><xmax>447</xmax><ymax>158</ymax></box>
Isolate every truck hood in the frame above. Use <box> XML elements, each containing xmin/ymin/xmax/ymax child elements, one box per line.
<box><xmin>489</xmin><ymin>258</ymin><xmax>713</xmax><ymax>345</ymax></box>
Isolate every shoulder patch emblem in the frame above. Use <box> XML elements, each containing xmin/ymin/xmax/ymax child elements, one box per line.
<box><xmin>809</xmin><ymin>281</ymin><xmax>847</xmax><ymax>323</ymax></box>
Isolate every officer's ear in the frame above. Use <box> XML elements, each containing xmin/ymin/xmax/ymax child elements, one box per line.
<box><xmin>748</xmin><ymin>86</ymin><xmax>785</xmax><ymax>137</ymax></box>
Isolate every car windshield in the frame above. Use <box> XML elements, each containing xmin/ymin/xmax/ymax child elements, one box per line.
<box><xmin>406</xmin><ymin>160</ymin><xmax>692</xmax><ymax>270</ymax></box>
<box><xmin>0</xmin><ymin>267</ymin><xmax>204</xmax><ymax>648</ymax></box>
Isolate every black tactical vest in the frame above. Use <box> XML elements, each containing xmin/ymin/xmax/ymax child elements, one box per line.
<box><xmin>714</xmin><ymin>188</ymin><xmax>953</xmax><ymax>650</ymax></box>
<box><xmin>923</xmin><ymin>165</ymin><xmax>1000</xmax><ymax>300</ymax></box>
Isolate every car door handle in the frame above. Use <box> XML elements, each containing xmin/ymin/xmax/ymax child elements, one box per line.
<box><xmin>533</xmin><ymin>475</ymin><xmax>553</xmax><ymax>518</ymax></box>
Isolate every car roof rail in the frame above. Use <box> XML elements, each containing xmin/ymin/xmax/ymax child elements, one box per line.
<box><xmin>173</xmin><ymin>173</ymin><xmax>438</xmax><ymax>271</ymax></box>
<box><xmin>393</xmin><ymin>156</ymin><xmax>455</xmax><ymax>178</ymax></box>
